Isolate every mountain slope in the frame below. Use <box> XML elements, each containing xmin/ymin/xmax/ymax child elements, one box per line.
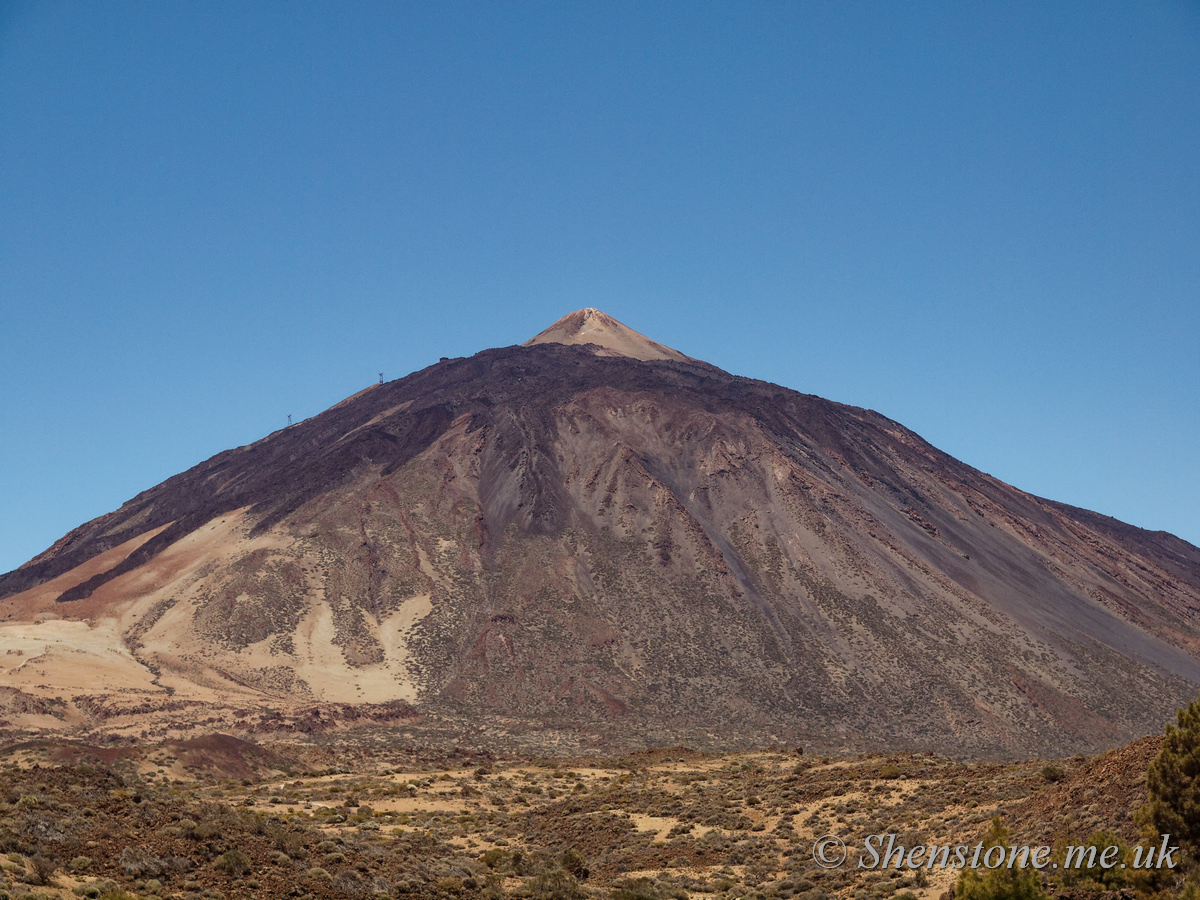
<box><xmin>2</xmin><ymin>312</ymin><xmax>1199</xmax><ymax>755</ymax></box>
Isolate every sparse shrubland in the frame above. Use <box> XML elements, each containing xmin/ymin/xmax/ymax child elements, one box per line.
<box><xmin>0</xmin><ymin>730</ymin><xmax>1182</xmax><ymax>900</ymax></box>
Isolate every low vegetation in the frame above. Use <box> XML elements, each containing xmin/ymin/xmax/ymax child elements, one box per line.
<box><xmin>0</xmin><ymin>726</ymin><xmax>1189</xmax><ymax>900</ymax></box>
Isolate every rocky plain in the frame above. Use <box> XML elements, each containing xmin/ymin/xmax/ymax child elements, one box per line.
<box><xmin>0</xmin><ymin>728</ymin><xmax>1177</xmax><ymax>900</ymax></box>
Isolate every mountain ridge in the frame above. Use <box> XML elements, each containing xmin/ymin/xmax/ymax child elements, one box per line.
<box><xmin>1</xmin><ymin>313</ymin><xmax>1198</xmax><ymax>756</ymax></box>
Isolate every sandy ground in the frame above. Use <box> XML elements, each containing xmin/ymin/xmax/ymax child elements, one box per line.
<box><xmin>0</xmin><ymin>504</ymin><xmax>444</xmax><ymax>728</ymax></box>
<box><xmin>0</xmin><ymin>618</ymin><xmax>150</xmax><ymax>692</ymax></box>
<box><xmin>287</xmin><ymin>592</ymin><xmax>431</xmax><ymax>703</ymax></box>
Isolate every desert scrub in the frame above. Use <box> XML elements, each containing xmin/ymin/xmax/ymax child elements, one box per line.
<box><xmin>72</xmin><ymin>879</ymin><xmax>121</xmax><ymax>898</ymax></box>
<box><xmin>26</xmin><ymin>852</ymin><xmax>58</xmax><ymax>886</ymax></box>
<box><xmin>1040</xmin><ymin>765</ymin><xmax>1065</xmax><ymax>783</ymax></box>
<box><xmin>213</xmin><ymin>849</ymin><xmax>251</xmax><ymax>878</ymax></box>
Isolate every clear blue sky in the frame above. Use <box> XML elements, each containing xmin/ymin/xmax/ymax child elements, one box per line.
<box><xmin>2</xmin><ymin>1</ymin><xmax>1198</xmax><ymax>575</ymax></box>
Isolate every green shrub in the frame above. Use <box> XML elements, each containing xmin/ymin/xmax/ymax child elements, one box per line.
<box><xmin>560</xmin><ymin>849</ymin><xmax>588</xmax><ymax>879</ymax></box>
<box><xmin>27</xmin><ymin>853</ymin><xmax>58</xmax><ymax>886</ymax></box>
<box><xmin>1144</xmin><ymin>698</ymin><xmax>1200</xmax><ymax>864</ymax></box>
<box><xmin>527</xmin><ymin>870</ymin><xmax>585</xmax><ymax>900</ymax></box>
<box><xmin>1053</xmin><ymin>830</ymin><xmax>1127</xmax><ymax>890</ymax></box>
<box><xmin>954</xmin><ymin>818</ymin><xmax>1048</xmax><ymax>900</ymax></box>
<box><xmin>213</xmin><ymin>849</ymin><xmax>251</xmax><ymax>878</ymax></box>
<box><xmin>191</xmin><ymin>820</ymin><xmax>222</xmax><ymax>840</ymax></box>
<box><xmin>73</xmin><ymin>880</ymin><xmax>119</xmax><ymax>899</ymax></box>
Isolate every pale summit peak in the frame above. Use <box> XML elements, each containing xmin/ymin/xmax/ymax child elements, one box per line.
<box><xmin>522</xmin><ymin>308</ymin><xmax>694</xmax><ymax>363</ymax></box>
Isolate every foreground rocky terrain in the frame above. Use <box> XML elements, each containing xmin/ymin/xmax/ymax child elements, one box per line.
<box><xmin>2</xmin><ymin>309</ymin><xmax>1199</xmax><ymax>756</ymax></box>
<box><xmin>0</xmin><ymin>732</ymin><xmax>1177</xmax><ymax>900</ymax></box>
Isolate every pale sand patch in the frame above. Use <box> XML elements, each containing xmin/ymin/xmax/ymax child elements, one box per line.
<box><xmin>0</xmin><ymin>505</ymin><xmax>446</xmax><ymax>730</ymax></box>
<box><xmin>0</xmin><ymin>618</ymin><xmax>158</xmax><ymax>694</ymax></box>
<box><xmin>292</xmin><ymin>602</ymin><xmax>362</xmax><ymax>702</ymax></box>
<box><xmin>628</xmin><ymin>813</ymin><xmax>718</xmax><ymax>841</ymax></box>
<box><xmin>87</xmin><ymin>509</ymin><xmax>419</xmax><ymax>703</ymax></box>
<box><xmin>917</xmin><ymin>863</ymin><xmax>959</xmax><ymax>900</ymax></box>
<box><xmin>290</xmin><ymin>593</ymin><xmax>432</xmax><ymax>703</ymax></box>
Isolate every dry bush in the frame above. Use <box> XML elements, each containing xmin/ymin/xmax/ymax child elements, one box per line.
<box><xmin>28</xmin><ymin>851</ymin><xmax>59</xmax><ymax>885</ymax></box>
<box><xmin>119</xmin><ymin>846</ymin><xmax>165</xmax><ymax>878</ymax></box>
<box><xmin>214</xmin><ymin>848</ymin><xmax>251</xmax><ymax>878</ymax></box>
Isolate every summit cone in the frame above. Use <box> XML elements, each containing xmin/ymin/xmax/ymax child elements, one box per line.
<box><xmin>522</xmin><ymin>308</ymin><xmax>697</xmax><ymax>363</ymax></box>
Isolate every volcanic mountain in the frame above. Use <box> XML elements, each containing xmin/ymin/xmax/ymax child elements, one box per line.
<box><xmin>2</xmin><ymin>309</ymin><xmax>1199</xmax><ymax>755</ymax></box>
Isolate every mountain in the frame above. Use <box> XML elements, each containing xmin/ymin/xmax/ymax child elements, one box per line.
<box><xmin>2</xmin><ymin>310</ymin><xmax>1199</xmax><ymax>756</ymax></box>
